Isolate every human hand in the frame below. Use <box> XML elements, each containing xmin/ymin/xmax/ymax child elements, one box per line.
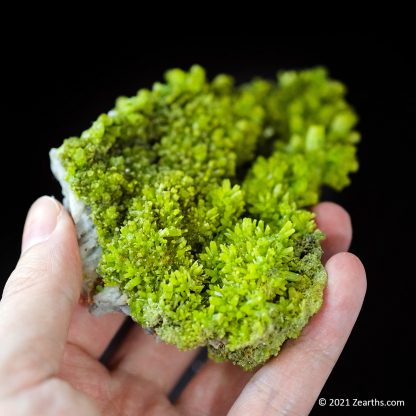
<box><xmin>0</xmin><ymin>197</ymin><xmax>366</xmax><ymax>415</ymax></box>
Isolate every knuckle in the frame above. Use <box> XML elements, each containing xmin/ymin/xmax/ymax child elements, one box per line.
<box><xmin>3</xmin><ymin>258</ymin><xmax>50</xmax><ymax>299</ymax></box>
<box><xmin>2</xmin><ymin>250</ymin><xmax>76</xmax><ymax>307</ymax></box>
<box><xmin>296</xmin><ymin>331</ymin><xmax>337</xmax><ymax>369</ymax></box>
<box><xmin>251</xmin><ymin>375</ymin><xmax>299</xmax><ymax>415</ymax></box>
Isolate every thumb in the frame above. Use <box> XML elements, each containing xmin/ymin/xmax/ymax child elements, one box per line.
<box><xmin>0</xmin><ymin>197</ymin><xmax>82</xmax><ymax>396</ymax></box>
<box><xmin>21</xmin><ymin>196</ymin><xmax>64</xmax><ymax>254</ymax></box>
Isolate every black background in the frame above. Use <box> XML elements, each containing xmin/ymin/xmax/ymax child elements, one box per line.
<box><xmin>1</xmin><ymin>35</ymin><xmax>414</xmax><ymax>414</ymax></box>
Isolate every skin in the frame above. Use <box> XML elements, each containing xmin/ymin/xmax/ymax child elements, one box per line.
<box><xmin>0</xmin><ymin>197</ymin><xmax>366</xmax><ymax>415</ymax></box>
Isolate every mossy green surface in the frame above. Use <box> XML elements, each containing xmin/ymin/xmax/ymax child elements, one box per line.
<box><xmin>55</xmin><ymin>65</ymin><xmax>359</xmax><ymax>370</ymax></box>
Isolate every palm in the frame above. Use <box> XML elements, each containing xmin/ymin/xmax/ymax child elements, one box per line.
<box><xmin>0</xmin><ymin>201</ymin><xmax>366</xmax><ymax>415</ymax></box>
<box><xmin>62</xmin><ymin>303</ymin><xmax>250</xmax><ymax>415</ymax></box>
<box><xmin>61</xmin><ymin>337</ymin><xmax>177</xmax><ymax>415</ymax></box>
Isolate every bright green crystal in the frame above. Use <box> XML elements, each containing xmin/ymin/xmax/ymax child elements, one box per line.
<box><xmin>54</xmin><ymin>65</ymin><xmax>359</xmax><ymax>370</ymax></box>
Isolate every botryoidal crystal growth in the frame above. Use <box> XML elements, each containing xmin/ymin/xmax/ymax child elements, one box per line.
<box><xmin>50</xmin><ymin>66</ymin><xmax>359</xmax><ymax>370</ymax></box>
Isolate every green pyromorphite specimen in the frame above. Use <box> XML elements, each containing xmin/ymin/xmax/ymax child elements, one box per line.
<box><xmin>54</xmin><ymin>65</ymin><xmax>359</xmax><ymax>370</ymax></box>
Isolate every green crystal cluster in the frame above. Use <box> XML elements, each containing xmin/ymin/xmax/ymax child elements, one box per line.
<box><xmin>55</xmin><ymin>65</ymin><xmax>359</xmax><ymax>370</ymax></box>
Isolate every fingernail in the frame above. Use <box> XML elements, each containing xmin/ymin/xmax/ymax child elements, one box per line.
<box><xmin>21</xmin><ymin>196</ymin><xmax>62</xmax><ymax>253</ymax></box>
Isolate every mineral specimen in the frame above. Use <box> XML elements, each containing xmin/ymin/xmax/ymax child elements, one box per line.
<box><xmin>50</xmin><ymin>65</ymin><xmax>359</xmax><ymax>370</ymax></box>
